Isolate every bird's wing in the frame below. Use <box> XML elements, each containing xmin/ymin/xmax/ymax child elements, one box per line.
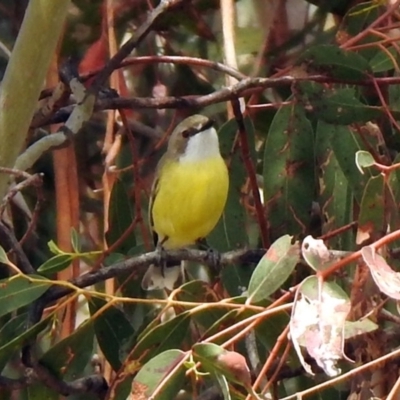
<box><xmin>148</xmin><ymin>154</ymin><xmax>166</xmax><ymax>247</ymax></box>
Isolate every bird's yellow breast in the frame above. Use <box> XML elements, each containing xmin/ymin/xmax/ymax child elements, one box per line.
<box><xmin>151</xmin><ymin>156</ymin><xmax>229</xmax><ymax>249</ymax></box>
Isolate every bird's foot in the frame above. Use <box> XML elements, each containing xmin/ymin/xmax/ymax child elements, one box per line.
<box><xmin>206</xmin><ymin>247</ymin><xmax>221</xmax><ymax>272</ymax></box>
<box><xmin>155</xmin><ymin>245</ymin><xmax>167</xmax><ymax>268</ymax></box>
<box><xmin>195</xmin><ymin>238</ymin><xmax>209</xmax><ymax>250</ymax></box>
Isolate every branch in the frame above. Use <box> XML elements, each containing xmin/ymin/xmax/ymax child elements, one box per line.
<box><xmin>15</xmin><ymin>77</ymin><xmax>95</xmax><ymax>172</ymax></box>
<box><xmin>0</xmin><ymin>362</ymin><xmax>108</xmax><ymax>398</ymax></box>
<box><xmin>21</xmin><ymin>337</ymin><xmax>108</xmax><ymax>397</ymax></box>
<box><xmin>43</xmin><ymin>247</ymin><xmax>266</xmax><ymax>304</ymax></box>
<box><xmin>0</xmin><ymin>222</ymin><xmax>35</xmax><ymax>275</ymax></box>
<box><xmin>36</xmin><ymin>73</ymin><xmax>400</xmax><ymax>130</ymax></box>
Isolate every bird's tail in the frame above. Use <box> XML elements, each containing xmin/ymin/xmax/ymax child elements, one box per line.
<box><xmin>141</xmin><ymin>263</ymin><xmax>182</xmax><ymax>290</ymax></box>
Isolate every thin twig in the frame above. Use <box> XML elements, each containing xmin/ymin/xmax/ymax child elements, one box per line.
<box><xmin>231</xmin><ymin>98</ymin><xmax>269</xmax><ymax>247</ymax></box>
<box><xmin>89</xmin><ymin>0</ymin><xmax>186</xmax><ymax>94</ymax></box>
<box><xmin>0</xmin><ymin>222</ymin><xmax>35</xmax><ymax>274</ymax></box>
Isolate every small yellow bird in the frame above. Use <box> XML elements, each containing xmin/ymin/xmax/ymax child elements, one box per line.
<box><xmin>141</xmin><ymin>115</ymin><xmax>229</xmax><ymax>290</ymax></box>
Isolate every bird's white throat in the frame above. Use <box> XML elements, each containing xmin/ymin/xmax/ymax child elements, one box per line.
<box><xmin>179</xmin><ymin>127</ymin><xmax>221</xmax><ymax>163</ymax></box>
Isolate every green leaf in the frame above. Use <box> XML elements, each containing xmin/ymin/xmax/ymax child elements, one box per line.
<box><xmin>208</xmin><ymin>118</ymin><xmax>250</xmax><ymax>296</ymax></box>
<box><xmin>356</xmin><ymin>175</ymin><xmax>385</xmax><ymax>244</ymax></box>
<box><xmin>248</xmin><ymin>235</ymin><xmax>299</xmax><ymax>303</ymax></box>
<box><xmin>0</xmin><ymin>275</ymin><xmax>51</xmax><ymax>317</ymax></box>
<box><xmin>0</xmin><ymin>246</ymin><xmax>9</xmax><ymax>264</ymax></box>
<box><xmin>369</xmin><ymin>47</ymin><xmax>400</xmax><ymax>73</ymax></box>
<box><xmin>301</xmin><ymin>275</ymin><xmax>349</xmax><ymax>300</ymax></box>
<box><xmin>315</xmin><ymin>120</ymin><xmax>353</xmax><ymax>249</ymax></box>
<box><xmin>113</xmin><ymin>245</ymin><xmax>148</xmax><ymax>322</ymax></box>
<box><xmin>339</xmin><ymin>1</ymin><xmax>384</xmax><ymax>60</ymax></box>
<box><xmin>263</xmin><ymin>104</ymin><xmax>315</xmax><ymax>240</ymax></box>
<box><xmin>298</xmin><ymin>44</ymin><xmax>371</xmax><ymax>79</ymax></box>
<box><xmin>108</xmin><ymin>312</ymin><xmax>192</xmax><ymax>400</ymax></box>
<box><xmin>192</xmin><ymin>344</ymin><xmax>251</xmax><ymax>388</ymax></box>
<box><xmin>70</xmin><ymin>227</ymin><xmax>81</xmax><ymax>253</ymax></box>
<box><xmin>105</xmin><ymin>179</ymin><xmax>136</xmax><ymax>253</ymax></box>
<box><xmin>40</xmin><ymin>321</ymin><xmax>94</xmax><ymax>381</ymax></box>
<box><xmin>176</xmin><ymin>281</ymin><xmax>226</xmax><ymax>331</ymax></box>
<box><xmin>255</xmin><ymin>308</ymin><xmax>291</xmax><ymax>353</ymax></box>
<box><xmin>208</xmin><ymin>118</ymin><xmax>248</xmax><ymax>252</ymax></box>
<box><xmin>132</xmin><ymin>312</ymin><xmax>191</xmax><ymax>363</ymax></box>
<box><xmin>37</xmin><ymin>254</ymin><xmax>73</xmax><ymax>276</ymax></box>
<box><xmin>220</xmin><ymin>264</ymin><xmax>254</xmax><ymax>297</ymax></box>
<box><xmin>297</xmin><ymin>82</ymin><xmax>382</xmax><ymax>125</ymax></box>
<box><xmin>0</xmin><ymin>315</ymin><xmax>51</xmax><ymax>372</ymax></box>
<box><xmin>344</xmin><ymin>319</ymin><xmax>378</xmax><ymax>339</ymax></box>
<box><xmin>48</xmin><ymin>240</ymin><xmax>63</xmax><ymax>255</ymax></box>
<box><xmin>213</xmin><ymin>371</ymin><xmax>231</xmax><ymax>400</ymax></box>
<box><xmin>88</xmin><ymin>296</ymin><xmax>135</xmax><ymax>371</ymax></box>
<box><xmin>326</xmin><ymin>122</ymin><xmax>373</xmax><ymax>204</ymax></box>
<box><xmin>389</xmin><ymin>83</ymin><xmax>400</xmax><ymax>113</ymax></box>
<box><xmin>27</xmin><ymin>384</ymin><xmax>58</xmax><ymax>400</ymax></box>
<box><xmin>199</xmin><ymin>306</ymin><xmax>249</xmax><ymax>342</ymax></box>
<box><xmin>355</xmin><ymin>150</ymin><xmax>375</xmax><ymax>173</ymax></box>
<box><xmin>0</xmin><ymin>313</ymin><xmax>26</xmax><ymax>371</ymax></box>
<box><xmin>341</xmin><ymin>1</ymin><xmax>384</xmax><ymax>36</ymax></box>
<box><xmin>132</xmin><ymin>350</ymin><xmax>186</xmax><ymax>400</ymax></box>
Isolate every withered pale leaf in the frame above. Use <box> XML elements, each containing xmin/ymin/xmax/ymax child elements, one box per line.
<box><xmin>290</xmin><ymin>276</ymin><xmax>352</xmax><ymax>376</ymax></box>
<box><xmin>302</xmin><ymin>235</ymin><xmax>351</xmax><ymax>272</ymax></box>
<box><xmin>361</xmin><ymin>246</ymin><xmax>400</xmax><ymax>300</ymax></box>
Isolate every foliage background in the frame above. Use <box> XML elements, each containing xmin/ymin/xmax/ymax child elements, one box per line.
<box><xmin>1</xmin><ymin>0</ymin><xmax>400</xmax><ymax>399</ymax></box>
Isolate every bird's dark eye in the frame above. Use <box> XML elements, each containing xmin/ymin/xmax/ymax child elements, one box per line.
<box><xmin>182</xmin><ymin>129</ymin><xmax>190</xmax><ymax>138</ymax></box>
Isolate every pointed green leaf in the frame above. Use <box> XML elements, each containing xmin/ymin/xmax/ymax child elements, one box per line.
<box><xmin>389</xmin><ymin>82</ymin><xmax>400</xmax><ymax>113</ymax></box>
<box><xmin>200</xmin><ymin>303</ymin><xmax>251</xmax><ymax>342</ymax></box>
<box><xmin>213</xmin><ymin>371</ymin><xmax>231</xmax><ymax>400</ymax></box>
<box><xmin>327</xmin><ymin>123</ymin><xmax>373</xmax><ymax>204</ymax></box>
<box><xmin>105</xmin><ymin>179</ymin><xmax>136</xmax><ymax>253</ymax></box>
<box><xmin>40</xmin><ymin>321</ymin><xmax>94</xmax><ymax>381</ymax></box>
<box><xmin>0</xmin><ymin>314</ymin><xmax>51</xmax><ymax>372</ymax></box>
<box><xmin>47</xmin><ymin>240</ymin><xmax>63</xmax><ymax>255</ymax></box>
<box><xmin>356</xmin><ymin>175</ymin><xmax>385</xmax><ymax>244</ymax></box>
<box><xmin>208</xmin><ymin>118</ymin><xmax>248</xmax><ymax>252</ymax></box>
<box><xmin>88</xmin><ymin>296</ymin><xmax>135</xmax><ymax>371</ymax></box>
<box><xmin>192</xmin><ymin>344</ymin><xmax>251</xmax><ymax>388</ymax></box>
<box><xmin>0</xmin><ymin>275</ymin><xmax>51</xmax><ymax>317</ymax></box>
<box><xmin>369</xmin><ymin>47</ymin><xmax>400</xmax><ymax>73</ymax></box>
<box><xmin>248</xmin><ymin>235</ymin><xmax>299</xmax><ymax>303</ymax></box>
<box><xmin>70</xmin><ymin>227</ymin><xmax>81</xmax><ymax>253</ymax></box>
<box><xmin>315</xmin><ymin>120</ymin><xmax>353</xmax><ymax>249</ymax></box>
<box><xmin>263</xmin><ymin>104</ymin><xmax>314</xmax><ymax>240</ymax></box>
<box><xmin>355</xmin><ymin>150</ymin><xmax>376</xmax><ymax>173</ymax></box>
<box><xmin>340</xmin><ymin>2</ymin><xmax>384</xmax><ymax>60</ymax></box>
<box><xmin>344</xmin><ymin>319</ymin><xmax>378</xmax><ymax>339</ymax></box>
<box><xmin>132</xmin><ymin>312</ymin><xmax>190</xmax><ymax>363</ymax></box>
<box><xmin>37</xmin><ymin>254</ymin><xmax>73</xmax><ymax>276</ymax></box>
<box><xmin>298</xmin><ymin>44</ymin><xmax>371</xmax><ymax>80</ymax></box>
<box><xmin>0</xmin><ymin>246</ymin><xmax>9</xmax><ymax>264</ymax></box>
<box><xmin>132</xmin><ymin>350</ymin><xmax>186</xmax><ymax>400</ymax></box>
<box><xmin>297</xmin><ymin>82</ymin><xmax>382</xmax><ymax>124</ymax></box>
<box><xmin>300</xmin><ymin>276</ymin><xmax>349</xmax><ymax>301</ymax></box>
<box><xmin>176</xmin><ymin>281</ymin><xmax>226</xmax><ymax>331</ymax></box>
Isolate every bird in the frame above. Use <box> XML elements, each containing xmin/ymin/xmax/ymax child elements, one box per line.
<box><xmin>141</xmin><ymin>114</ymin><xmax>229</xmax><ymax>290</ymax></box>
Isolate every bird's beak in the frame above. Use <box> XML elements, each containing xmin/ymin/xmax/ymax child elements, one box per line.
<box><xmin>186</xmin><ymin>118</ymin><xmax>215</xmax><ymax>138</ymax></box>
